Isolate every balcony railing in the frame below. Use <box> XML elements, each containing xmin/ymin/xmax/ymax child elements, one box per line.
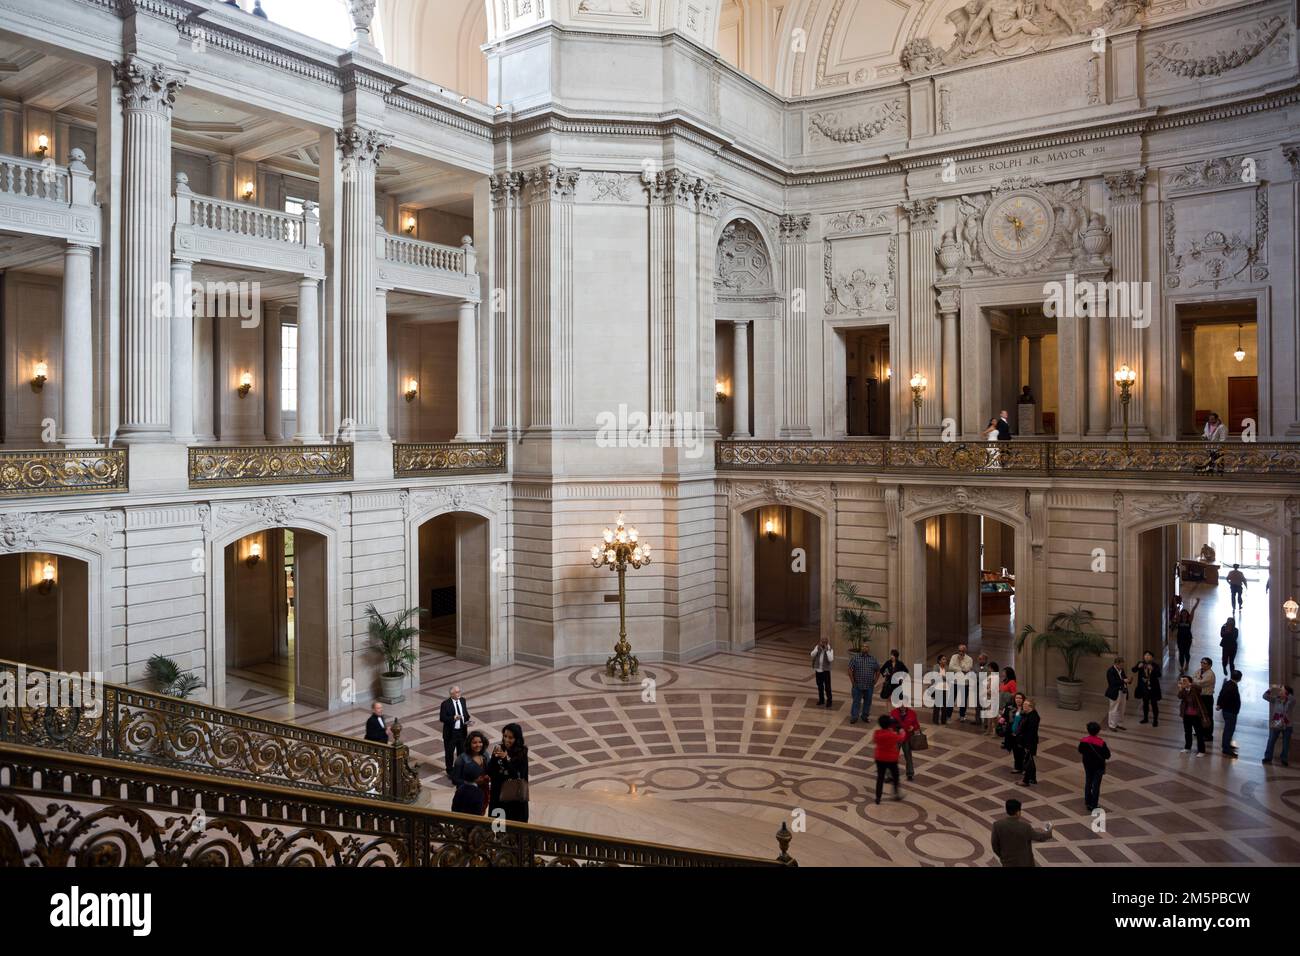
<box><xmin>0</xmin><ymin>659</ymin><xmax>419</xmax><ymax>804</ymax></box>
<box><xmin>0</xmin><ymin>448</ymin><xmax>128</xmax><ymax>499</ymax></box>
<box><xmin>716</xmin><ymin>439</ymin><xmax>1300</xmax><ymax>481</ymax></box>
<box><xmin>0</xmin><ymin>741</ymin><xmax>792</xmax><ymax>867</ymax></box>
<box><xmin>0</xmin><ymin>149</ymin><xmax>99</xmax><ymax>244</ymax></box>
<box><xmin>188</xmin><ymin>443</ymin><xmax>353</xmax><ymax>488</ymax></box>
<box><xmin>394</xmin><ymin>441</ymin><xmax>507</xmax><ymax>477</ymax></box>
<box><xmin>0</xmin><ymin>154</ymin><xmax>70</xmax><ymax>202</ymax></box>
<box><xmin>377</xmin><ymin>230</ymin><xmax>479</xmax><ymax>298</ymax></box>
<box><xmin>173</xmin><ymin>175</ymin><xmax>323</xmax><ymax>276</ymax></box>
<box><xmin>187</xmin><ymin>194</ymin><xmax>312</xmax><ymax>244</ymax></box>
<box><xmin>382</xmin><ymin>233</ymin><xmax>470</xmax><ymax>273</ymax></box>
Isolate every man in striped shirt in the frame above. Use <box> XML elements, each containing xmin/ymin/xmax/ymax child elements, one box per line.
<box><xmin>848</xmin><ymin>647</ymin><xmax>881</xmax><ymax>725</ymax></box>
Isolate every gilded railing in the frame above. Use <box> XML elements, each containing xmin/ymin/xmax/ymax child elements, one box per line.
<box><xmin>0</xmin><ymin>742</ymin><xmax>792</xmax><ymax>867</ymax></box>
<box><xmin>394</xmin><ymin>441</ymin><xmax>508</xmax><ymax>477</ymax></box>
<box><xmin>189</xmin><ymin>443</ymin><xmax>353</xmax><ymax>488</ymax></box>
<box><xmin>0</xmin><ymin>448</ymin><xmax>128</xmax><ymax>499</ymax></box>
<box><xmin>716</xmin><ymin>440</ymin><xmax>1300</xmax><ymax>480</ymax></box>
<box><xmin>0</xmin><ymin>659</ymin><xmax>418</xmax><ymax>804</ymax></box>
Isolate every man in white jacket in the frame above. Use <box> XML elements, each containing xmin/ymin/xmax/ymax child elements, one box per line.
<box><xmin>811</xmin><ymin>636</ymin><xmax>835</xmax><ymax>707</ymax></box>
<box><xmin>952</xmin><ymin>644</ymin><xmax>974</xmax><ymax>721</ymax></box>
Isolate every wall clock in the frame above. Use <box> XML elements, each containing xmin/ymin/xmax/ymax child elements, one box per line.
<box><xmin>982</xmin><ymin>190</ymin><xmax>1055</xmax><ymax>260</ymax></box>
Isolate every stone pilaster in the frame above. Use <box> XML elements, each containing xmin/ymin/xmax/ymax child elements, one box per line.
<box><xmin>644</xmin><ymin>168</ymin><xmax>700</xmax><ymax>439</ymax></box>
<box><xmin>489</xmin><ymin>171</ymin><xmax>525</xmax><ymax>438</ymax></box>
<box><xmin>524</xmin><ymin>164</ymin><xmax>579</xmax><ymax>431</ymax></box>
<box><xmin>114</xmin><ymin>56</ymin><xmax>186</xmax><ymax>444</ymax></box>
<box><xmin>1105</xmin><ymin>168</ymin><xmax>1148</xmax><ymax>437</ymax></box>
<box><xmin>696</xmin><ymin>182</ymin><xmax>721</xmax><ymax>435</ymax></box>
<box><xmin>903</xmin><ymin>197</ymin><xmax>940</xmax><ymax>434</ymax></box>
<box><xmin>779</xmin><ymin>213</ymin><xmax>812</xmax><ymax>438</ymax></box>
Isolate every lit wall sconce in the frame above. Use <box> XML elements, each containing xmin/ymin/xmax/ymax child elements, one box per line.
<box><xmin>246</xmin><ymin>540</ymin><xmax>263</xmax><ymax>568</ymax></box>
<box><xmin>1286</xmin><ymin>597</ymin><xmax>1299</xmax><ymax>632</ymax></box>
<box><xmin>404</xmin><ymin>215</ymin><xmax>417</xmax><ymax>235</ymax></box>
<box><xmin>884</xmin><ymin>366</ymin><xmax>892</xmax><ymax>380</ymax></box>
<box><xmin>242</xmin><ymin>180</ymin><xmax>255</xmax><ymax>201</ymax></box>
<box><xmin>35</xmin><ymin>133</ymin><xmax>49</xmax><ymax>158</ymax></box>
<box><xmin>237</xmin><ymin>371</ymin><xmax>253</xmax><ymax>398</ymax></box>
<box><xmin>715</xmin><ymin>380</ymin><xmax>728</xmax><ymax>403</ymax></box>
<box><xmin>404</xmin><ymin>378</ymin><xmax>418</xmax><ymax>403</ymax></box>
<box><xmin>31</xmin><ymin>361</ymin><xmax>48</xmax><ymax>392</ymax></box>
<box><xmin>38</xmin><ymin>560</ymin><xmax>56</xmax><ymax>594</ymax></box>
<box><xmin>764</xmin><ymin>518</ymin><xmax>777</xmax><ymax>540</ymax></box>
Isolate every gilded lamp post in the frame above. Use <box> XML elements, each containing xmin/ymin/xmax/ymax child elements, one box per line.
<box><xmin>591</xmin><ymin>513</ymin><xmax>652</xmax><ymax>681</ymax></box>
<box><xmin>1114</xmin><ymin>364</ymin><xmax>1136</xmax><ymax>448</ymax></box>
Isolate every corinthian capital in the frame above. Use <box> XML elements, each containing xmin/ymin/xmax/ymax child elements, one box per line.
<box><xmin>1103</xmin><ymin>168</ymin><xmax>1147</xmax><ymax>204</ymax></box>
<box><xmin>902</xmin><ymin>197</ymin><xmax>939</xmax><ymax>230</ymax></box>
<box><xmin>779</xmin><ymin>213</ymin><xmax>811</xmax><ymax>242</ymax></box>
<box><xmin>525</xmin><ymin>164</ymin><xmax>580</xmax><ymax>201</ymax></box>
<box><xmin>113</xmin><ymin>57</ymin><xmax>187</xmax><ymax>112</ymax></box>
<box><xmin>336</xmin><ymin>125</ymin><xmax>392</xmax><ymax>166</ymax></box>
<box><xmin>489</xmin><ymin>170</ymin><xmax>526</xmax><ymax>207</ymax></box>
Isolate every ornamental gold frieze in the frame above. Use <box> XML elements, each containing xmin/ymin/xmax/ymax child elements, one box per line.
<box><xmin>717</xmin><ymin>440</ymin><xmax>1300</xmax><ymax>480</ymax></box>
<box><xmin>188</xmin><ymin>444</ymin><xmax>352</xmax><ymax>487</ymax></box>
<box><xmin>0</xmin><ymin>448</ymin><xmax>128</xmax><ymax>499</ymax></box>
<box><xmin>394</xmin><ymin>441</ymin><xmax>507</xmax><ymax>477</ymax></box>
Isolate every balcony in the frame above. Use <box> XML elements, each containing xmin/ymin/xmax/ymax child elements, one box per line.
<box><xmin>377</xmin><ymin>230</ymin><xmax>479</xmax><ymax>299</ymax></box>
<box><xmin>394</xmin><ymin>441</ymin><xmax>507</xmax><ymax>478</ymax></box>
<box><xmin>0</xmin><ymin>448</ymin><xmax>128</xmax><ymax>500</ymax></box>
<box><xmin>188</xmin><ymin>443</ymin><xmax>353</xmax><ymax>489</ymax></box>
<box><xmin>172</xmin><ymin>175</ymin><xmax>325</xmax><ymax>277</ymax></box>
<box><xmin>0</xmin><ymin>150</ymin><xmax>99</xmax><ymax>245</ymax></box>
<box><xmin>716</xmin><ymin>439</ymin><xmax>1300</xmax><ymax>481</ymax></box>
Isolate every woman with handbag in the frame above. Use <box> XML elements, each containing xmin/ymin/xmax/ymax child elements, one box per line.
<box><xmin>451</xmin><ymin>730</ymin><xmax>493</xmax><ymax>815</ymax></box>
<box><xmin>1018</xmin><ymin>698</ymin><xmax>1041</xmax><ymax>786</ymax></box>
<box><xmin>489</xmin><ymin>722</ymin><xmax>531</xmax><ymax>822</ymax></box>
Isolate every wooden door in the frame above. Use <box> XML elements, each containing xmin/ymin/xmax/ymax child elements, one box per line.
<box><xmin>294</xmin><ymin>532</ymin><xmax>329</xmax><ymax>707</ymax></box>
<box><xmin>1227</xmin><ymin>376</ymin><xmax>1258</xmax><ymax>434</ymax></box>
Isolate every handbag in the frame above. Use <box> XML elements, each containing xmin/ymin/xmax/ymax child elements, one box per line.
<box><xmin>909</xmin><ymin>730</ymin><xmax>929</xmax><ymax>752</ymax></box>
<box><xmin>500</xmin><ymin>778</ymin><xmax>530</xmax><ymax>803</ymax></box>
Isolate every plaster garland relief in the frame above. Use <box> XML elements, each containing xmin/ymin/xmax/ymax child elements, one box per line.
<box><xmin>807</xmin><ymin>99</ymin><xmax>905</xmax><ymax>146</ymax></box>
<box><xmin>1145</xmin><ymin>15</ymin><xmax>1291</xmax><ymax>81</ymax></box>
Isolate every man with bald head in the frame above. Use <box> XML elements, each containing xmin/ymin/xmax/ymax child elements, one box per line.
<box><xmin>439</xmin><ymin>685</ymin><xmax>472</xmax><ymax>778</ymax></box>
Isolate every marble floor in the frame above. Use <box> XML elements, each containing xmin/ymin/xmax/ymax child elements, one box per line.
<box><xmin>225</xmin><ymin>592</ymin><xmax>1300</xmax><ymax>866</ymax></box>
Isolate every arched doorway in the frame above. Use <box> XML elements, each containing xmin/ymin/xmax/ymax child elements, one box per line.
<box><xmin>222</xmin><ymin>529</ymin><xmax>328</xmax><ymax>707</ymax></box>
<box><xmin>920</xmin><ymin>514</ymin><xmax>1018</xmax><ymax>666</ymax></box>
<box><xmin>0</xmin><ymin>552</ymin><xmax>89</xmax><ymax>671</ymax></box>
<box><xmin>415</xmin><ymin>512</ymin><xmax>491</xmax><ymax>662</ymax></box>
<box><xmin>752</xmin><ymin>505</ymin><xmax>821</xmax><ymax>642</ymax></box>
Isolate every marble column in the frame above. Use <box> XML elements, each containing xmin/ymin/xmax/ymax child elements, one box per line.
<box><xmin>375</xmin><ymin>287</ymin><xmax>389</xmax><ymax>441</ymax></box>
<box><xmin>1105</xmin><ymin>169</ymin><xmax>1147</xmax><ymax>436</ymax></box>
<box><xmin>903</xmin><ymin>198</ymin><xmax>940</xmax><ymax>434</ymax></box>
<box><xmin>168</xmin><ymin>257</ymin><xmax>196</xmax><ymax>443</ymax></box>
<box><xmin>1087</xmin><ymin>304</ymin><xmax>1110</xmax><ymax>436</ymax></box>
<box><xmin>489</xmin><ymin>171</ymin><xmax>524</xmax><ymax>437</ymax></box>
<box><xmin>1027</xmin><ymin>333</ymin><xmax>1044</xmax><ymax>432</ymax></box>
<box><xmin>732</xmin><ymin>320</ymin><xmax>751</xmax><ymax>438</ymax></box>
<box><xmin>778</xmin><ymin>214</ymin><xmax>812</xmax><ymax>437</ymax></box>
<box><xmin>193</xmin><ymin>309</ymin><xmax>216</xmax><ymax>442</ymax></box>
<box><xmin>295</xmin><ymin>277</ymin><xmax>322</xmax><ymax>443</ymax></box>
<box><xmin>336</xmin><ymin>125</ymin><xmax>390</xmax><ymax>442</ymax></box>
<box><xmin>114</xmin><ymin>57</ymin><xmax>185</xmax><ymax>443</ymax></box>
<box><xmin>941</xmin><ymin>309</ymin><xmax>959</xmax><ymax>428</ymax></box>
<box><xmin>60</xmin><ymin>242</ymin><xmax>96</xmax><ymax>447</ymax></box>
<box><xmin>263</xmin><ymin>302</ymin><xmax>283</xmax><ymax>441</ymax></box>
<box><xmin>456</xmin><ymin>299</ymin><xmax>479</xmax><ymax>441</ymax></box>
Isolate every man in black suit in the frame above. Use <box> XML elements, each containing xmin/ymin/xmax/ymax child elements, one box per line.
<box><xmin>440</xmin><ymin>685</ymin><xmax>471</xmax><ymax>777</ymax></box>
<box><xmin>364</xmin><ymin>701</ymin><xmax>390</xmax><ymax>744</ymax></box>
<box><xmin>1217</xmin><ymin>670</ymin><xmax>1242</xmax><ymax>758</ymax></box>
<box><xmin>995</xmin><ymin>409</ymin><xmax>1012</xmax><ymax>440</ymax></box>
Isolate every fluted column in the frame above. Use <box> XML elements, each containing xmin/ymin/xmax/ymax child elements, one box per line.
<box><xmin>525</xmin><ymin>164</ymin><xmax>579</xmax><ymax>431</ymax></box>
<box><xmin>168</xmin><ymin>257</ymin><xmax>196</xmax><ymax>443</ymax></box>
<box><xmin>114</xmin><ymin>57</ymin><xmax>186</xmax><ymax>443</ymax></box>
<box><xmin>904</xmin><ymin>198</ymin><xmax>940</xmax><ymax>435</ymax></box>
<box><xmin>489</xmin><ymin>171</ymin><xmax>524</xmax><ymax>437</ymax></box>
<box><xmin>732</xmin><ymin>320</ymin><xmax>750</xmax><ymax>438</ymax></box>
<box><xmin>60</xmin><ymin>242</ymin><xmax>96</xmax><ymax>447</ymax></box>
<box><xmin>779</xmin><ymin>213</ymin><xmax>812</xmax><ymax>437</ymax></box>
<box><xmin>1087</xmin><ymin>306</ymin><xmax>1110</xmax><ymax>435</ymax></box>
<box><xmin>1105</xmin><ymin>169</ymin><xmax>1147</xmax><ymax>436</ymax></box>
<box><xmin>456</xmin><ymin>299</ymin><xmax>479</xmax><ymax>441</ymax></box>
<box><xmin>941</xmin><ymin>309</ymin><xmax>959</xmax><ymax>427</ymax></box>
<box><xmin>336</xmin><ymin>125</ymin><xmax>390</xmax><ymax>442</ymax></box>
<box><xmin>374</xmin><ymin>286</ymin><xmax>389</xmax><ymax>441</ymax></box>
<box><xmin>295</xmin><ymin>277</ymin><xmax>322</xmax><ymax>443</ymax></box>
<box><xmin>263</xmin><ymin>302</ymin><xmax>283</xmax><ymax>441</ymax></box>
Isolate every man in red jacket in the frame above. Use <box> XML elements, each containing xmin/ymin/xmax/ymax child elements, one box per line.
<box><xmin>872</xmin><ymin>714</ymin><xmax>906</xmax><ymax>804</ymax></box>
<box><xmin>890</xmin><ymin>703</ymin><xmax>922</xmax><ymax>780</ymax></box>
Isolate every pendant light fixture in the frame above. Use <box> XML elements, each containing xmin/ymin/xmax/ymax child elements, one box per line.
<box><xmin>1233</xmin><ymin>323</ymin><xmax>1246</xmax><ymax>363</ymax></box>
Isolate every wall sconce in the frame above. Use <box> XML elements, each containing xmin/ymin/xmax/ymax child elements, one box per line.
<box><xmin>242</xmin><ymin>181</ymin><xmax>255</xmax><ymax>201</ymax></box>
<box><xmin>35</xmin><ymin>133</ymin><xmax>49</xmax><ymax>158</ymax></box>
<box><xmin>884</xmin><ymin>366</ymin><xmax>892</xmax><ymax>380</ymax></box>
<box><xmin>1114</xmin><ymin>364</ymin><xmax>1136</xmax><ymax>445</ymax></box>
<box><xmin>404</xmin><ymin>378</ymin><xmax>418</xmax><ymax>403</ymax></box>
<box><xmin>31</xmin><ymin>361</ymin><xmax>48</xmax><ymax>392</ymax></box>
<box><xmin>237</xmin><ymin>371</ymin><xmax>253</xmax><ymax>398</ymax></box>
<box><xmin>908</xmin><ymin>372</ymin><xmax>927</xmax><ymax>441</ymax></box>
<box><xmin>1286</xmin><ymin>598</ymin><xmax>1299</xmax><ymax>632</ymax></box>
<box><xmin>404</xmin><ymin>215</ymin><xmax>417</xmax><ymax>235</ymax></box>
<box><xmin>764</xmin><ymin>518</ymin><xmax>777</xmax><ymax>540</ymax></box>
<box><xmin>246</xmin><ymin>540</ymin><xmax>263</xmax><ymax>567</ymax></box>
<box><xmin>38</xmin><ymin>560</ymin><xmax>56</xmax><ymax>594</ymax></box>
<box><xmin>715</xmin><ymin>380</ymin><xmax>728</xmax><ymax>403</ymax></box>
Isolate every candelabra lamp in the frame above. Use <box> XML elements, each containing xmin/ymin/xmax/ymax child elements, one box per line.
<box><xmin>909</xmin><ymin>372</ymin><xmax>927</xmax><ymax>442</ymax></box>
<box><xmin>1114</xmin><ymin>364</ymin><xmax>1136</xmax><ymax>448</ymax></box>
<box><xmin>590</xmin><ymin>512</ymin><xmax>652</xmax><ymax>681</ymax></box>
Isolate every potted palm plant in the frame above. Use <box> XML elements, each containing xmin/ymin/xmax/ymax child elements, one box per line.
<box><xmin>1015</xmin><ymin>605</ymin><xmax>1112</xmax><ymax>710</ymax></box>
<box><xmin>144</xmin><ymin>654</ymin><xmax>205</xmax><ymax>699</ymax></box>
<box><xmin>835</xmin><ymin>579</ymin><xmax>891</xmax><ymax>653</ymax></box>
<box><xmin>366</xmin><ymin>603</ymin><xmax>423</xmax><ymax>704</ymax></box>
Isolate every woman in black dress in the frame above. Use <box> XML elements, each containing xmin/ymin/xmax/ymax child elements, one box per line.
<box><xmin>1017</xmin><ymin>698</ymin><xmax>1041</xmax><ymax>786</ymax></box>
<box><xmin>1219</xmin><ymin>617</ymin><xmax>1239</xmax><ymax>677</ymax></box>
<box><xmin>488</xmin><ymin>722</ymin><xmax>530</xmax><ymax>822</ymax></box>
<box><xmin>879</xmin><ymin>650</ymin><xmax>909</xmax><ymax>708</ymax></box>
<box><xmin>451</xmin><ymin>730</ymin><xmax>492</xmax><ymax>815</ymax></box>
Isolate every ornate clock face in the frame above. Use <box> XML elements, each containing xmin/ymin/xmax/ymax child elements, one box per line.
<box><xmin>983</xmin><ymin>191</ymin><xmax>1054</xmax><ymax>259</ymax></box>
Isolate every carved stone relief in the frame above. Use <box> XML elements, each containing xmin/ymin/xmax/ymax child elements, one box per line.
<box><xmin>945</xmin><ymin>177</ymin><xmax>1093</xmax><ymax>279</ymax></box>
<box><xmin>728</xmin><ymin>479</ymin><xmax>833</xmax><ymax>512</ymax></box>
<box><xmin>1163</xmin><ymin>186</ymin><xmax>1268</xmax><ymax>289</ymax></box>
<box><xmin>823</xmin><ymin>233</ymin><xmax>897</xmax><ymax>315</ymax></box>
<box><xmin>1146</xmin><ymin>15</ymin><xmax>1290</xmax><ymax>80</ymax></box>
<box><xmin>807</xmin><ymin>100</ymin><xmax>904</xmax><ymax>145</ymax></box>
<box><xmin>715</xmin><ymin>220</ymin><xmax>774</xmax><ymax>294</ymax></box>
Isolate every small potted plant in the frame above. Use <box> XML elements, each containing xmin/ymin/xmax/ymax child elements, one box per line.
<box><xmin>144</xmin><ymin>654</ymin><xmax>205</xmax><ymax>699</ymax></box>
<box><xmin>1015</xmin><ymin>605</ymin><xmax>1111</xmax><ymax>710</ymax></box>
<box><xmin>366</xmin><ymin>603</ymin><xmax>423</xmax><ymax>704</ymax></box>
<box><xmin>835</xmin><ymin>579</ymin><xmax>891</xmax><ymax>653</ymax></box>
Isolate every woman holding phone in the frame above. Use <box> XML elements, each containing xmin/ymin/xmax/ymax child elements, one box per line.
<box><xmin>489</xmin><ymin>722</ymin><xmax>531</xmax><ymax>822</ymax></box>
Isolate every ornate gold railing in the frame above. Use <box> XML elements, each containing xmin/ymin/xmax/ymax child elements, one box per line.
<box><xmin>0</xmin><ymin>448</ymin><xmax>128</xmax><ymax>499</ymax></box>
<box><xmin>394</xmin><ymin>441</ymin><xmax>507</xmax><ymax>477</ymax></box>
<box><xmin>0</xmin><ymin>743</ymin><xmax>793</xmax><ymax>867</ymax></box>
<box><xmin>716</xmin><ymin>439</ymin><xmax>1300</xmax><ymax>480</ymax></box>
<box><xmin>0</xmin><ymin>659</ymin><xmax>418</xmax><ymax>804</ymax></box>
<box><xmin>188</xmin><ymin>443</ymin><xmax>352</xmax><ymax>488</ymax></box>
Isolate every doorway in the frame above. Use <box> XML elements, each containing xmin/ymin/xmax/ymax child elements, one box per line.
<box><xmin>0</xmin><ymin>552</ymin><xmax>89</xmax><ymax>671</ymax></box>
<box><xmin>922</xmin><ymin>514</ymin><xmax>1017</xmax><ymax>667</ymax></box>
<box><xmin>223</xmin><ymin>528</ymin><xmax>328</xmax><ymax>707</ymax></box>
<box><xmin>1177</xmin><ymin>302</ymin><xmax>1259</xmax><ymax>436</ymax></box>
<box><xmin>416</xmin><ymin>512</ymin><xmax>491</xmax><ymax>660</ymax></box>
<box><xmin>843</xmin><ymin>327</ymin><xmax>891</xmax><ymax>437</ymax></box>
